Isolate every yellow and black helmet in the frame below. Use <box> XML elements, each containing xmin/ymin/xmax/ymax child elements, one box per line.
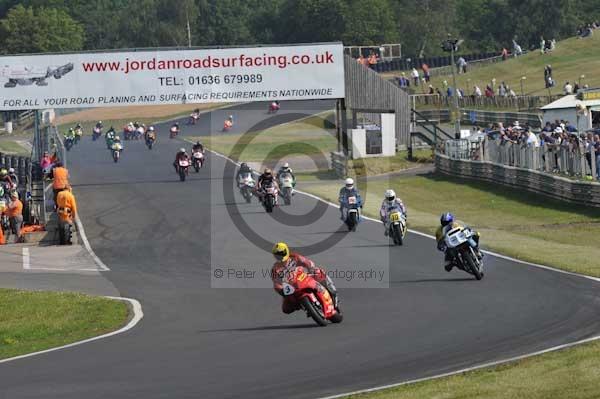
<box><xmin>272</xmin><ymin>242</ymin><xmax>290</xmax><ymax>262</ymax></box>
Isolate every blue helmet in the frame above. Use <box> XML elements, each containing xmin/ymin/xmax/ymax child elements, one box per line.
<box><xmin>440</xmin><ymin>212</ymin><xmax>454</xmax><ymax>226</ymax></box>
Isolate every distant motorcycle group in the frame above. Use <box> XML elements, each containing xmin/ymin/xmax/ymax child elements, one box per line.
<box><xmin>236</xmin><ymin>163</ymin><xmax>295</xmax><ymax>213</ymax></box>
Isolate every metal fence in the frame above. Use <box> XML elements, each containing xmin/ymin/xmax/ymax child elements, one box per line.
<box><xmin>444</xmin><ymin>137</ymin><xmax>599</xmax><ymax>181</ymax></box>
<box><xmin>416</xmin><ymin>108</ymin><xmax>541</xmax><ymax>128</ymax></box>
<box><xmin>331</xmin><ymin>151</ymin><xmax>348</xmax><ymax>178</ymax></box>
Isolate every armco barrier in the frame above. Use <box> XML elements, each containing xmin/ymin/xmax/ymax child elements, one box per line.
<box><xmin>435</xmin><ymin>153</ymin><xmax>600</xmax><ymax>207</ymax></box>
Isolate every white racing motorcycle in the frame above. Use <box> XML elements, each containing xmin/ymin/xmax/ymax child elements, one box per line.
<box><xmin>278</xmin><ymin>172</ymin><xmax>294</xmax><ymax>205</ymax></box>
<box><xmin>238</xmin><ymin>172</ymin><xmax>255</xmax><ymax>203</ymax></box>
<box><xmin>444</xmin><ymin>226</ymin><xmax>484</xmax><ymax>280</ymax></box>
<box><xmin>386</xmin><ymin>208</ymin><xmax>407</xmax><ymax>246</ymax></box>
<box><xmin>192</xmin><ymin>151</ymin><xmax>204</xmax><ymax>172</ymax></box>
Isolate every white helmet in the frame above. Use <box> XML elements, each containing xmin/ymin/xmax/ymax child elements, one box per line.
<box><xmin>8</xmin><ymin>168</ymin><xmax>15</xmax><ymax>174</ymax></box>
<box><xmin>345</xmin><ymin>177</ymin><xmax>354</xmax><ymax>188</ymax></box>
<box><xmin>180</xmin><ymin>148</ymin><xmax>186</xmax><ymax>153</ymax></box>
<box><xmin>282</xmin><ymin>162</ymin><xmax>289</xmax><ymax>168</ymax></box>
<box><xmin>148</xmin><ymin>126</ymin><xmax>154</xmax><ymax>131</ymax></box>
<box><xmin>385</xmin><ymin>189</ymin><xmax>396</xmax><ymax>202</ymax></box>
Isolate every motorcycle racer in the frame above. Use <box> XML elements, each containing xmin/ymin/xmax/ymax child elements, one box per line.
<box><xmin>236</xmin><ymin>162</ymin><xmax>253</xmax><ymax>185</ymax></box>
<box><xmin>192</xmin><ymin>141</ymin><xmax>204</xmax><ymax>154</ymax></box>
<box><xmin>173</xmin><ymin>148</ymin><xmax>190</xmax><ymax>173</ymax></box>
<box><xmin>271</xmin><ymin>242</ymin><xmax>338</xmax><ymax>313</ymax></box>
<box><xmin>276</xmin><ymin>162</ymin><xmax>296</xmax><ymax>187</ymax></box>
<box><xmin>436</xmin><ymin>212</ymin><xmax>482</xmax><ymax>272</ymax></box>
<box><xmin>338</xmin><ymin>177</ymin><xmax>362</xmax><ymax>220</ymax></box>
<box><xmin>379</xmin><ymin>189</ymin><xmax>406</xmax><ymax>236</ymax></box>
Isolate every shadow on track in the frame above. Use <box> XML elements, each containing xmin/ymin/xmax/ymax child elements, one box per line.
<box><xmin>198</xmin><ymin>323</ymin><xmax>318</xmax><ymax>333</ymax></box>
<box><xmin>393</xmin><ymin>277</ymin><xmax>475</xmax><ymax>284</ymax></box>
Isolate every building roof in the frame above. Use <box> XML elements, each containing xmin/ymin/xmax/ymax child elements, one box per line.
<box><xmin>541</xmin><ymin>95</ymin><xmax>600</xmax><ymax>111</ymax></box>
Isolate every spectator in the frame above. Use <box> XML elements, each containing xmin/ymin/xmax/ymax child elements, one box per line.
<box><xmin>421</xmin><ymin>63</ymin><xmax>430</xmax><ymax>82</ymax></box>
<box><xmin>456</xmin><ymin>57</ymin><xmax>467</xmax><ymax>74</ymax></box>
<box><xmin>447</xmin><ymin>86</ymin><xmax>454</xmax><ymax>97</ymax></box>
<box><xmin>574</xmin><ymin>82</ymin><xmax>580</xmax><ymax>93</ymax></box>
<box><xmin>540</xmin><ymin>36</ymin><xmax>545</xmax><ymax>54</ymax></box>
<box><xmin>49</xmin><ymin>161</ymin><xmax>70</xmax><ymax>205</ymax></box>
<box><xmin>501</xmin><ymin>47</ymin><xmax>509</xmax><ymax>61</ymax></box>
<box><xmin>411</xmin><ymin>68</ymin><xmax>420</xmax><ymax>86</ymax></box>
<box><xmin>0</xmin><ymin>201</ymin><xmax>6</xmax><ymax>244</ymax></box>
<box><xmin>512</xmin><ymin>40</ymin><xmax>523</xmax><ymax>56</ymax></box>
<box><xmin>565</xmin><ymin>121</ymin><xmax>577</xmax><ymax>132</ymax></box>
<box><xmin>485</xmin><ymin>85</ymin><xmax>494</xmax><ymax>97</ymax></box>
<box><xmin>428</xmin><ymin>85</ymin><xmax>435</xmax><ymax>95</ymax></box>
<box><xmin>564</xmin><ymin>81</ymin><xmax>573</xmax><ymax>95</ymax></box>
<box><xmin>357</xmin><ymin>54</ymin><xmax>366</xmax><ymax>65</ymax></box>
<box><xmin>473</xmin><ymin>85</ymin><xmax>482</xmax><ymax>97</ymax></box>
<box><xmin>56</xmin><ymin>187</ymin><xmax>78</xmax><ymax>245</ymax></box>
<box><xmin>367</xmin><ymin>52</ymin><xmax>378</xmax><ymax>69</ymax></box>
<box><xmin>396</xmin><ymin>73</ymin><xmax>410</xmax><ymax>88</ymax></box>
<box><xmin>6</xmin><ymin>191</ymin><xmax>23</xmax><ymax>243</ymax></box>
<box><xmin>526</xmin><ymin>129</ymin><xmax>540</xmax><ymax>148</ymax></box>
<box><xmin>499</xmin><ymin>82</ymin><xmax>507</xmax><ymax>97</ymax></box>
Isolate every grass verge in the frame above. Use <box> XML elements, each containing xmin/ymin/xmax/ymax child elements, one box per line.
<box><xmin>193</xmin><ymin>112</ymin><xmax>337</xmax><ymax>162</ymax></box>
<box><xmin>0</xmin><ymin>140</ymin><xmax>30</xmax><ymax>156</ymax></box>
<box><xmin>386</xmin><ymin>34</ymin><xmax>600</xmax><ymax>97</ymax></box>
<box><xmin>345</xmin><ymin>337</ymin><xmax>600</xmax><ymax>399</ymax></box>
<box><xmin>348</xmin><ymin>149</ymin><xmax>432</xmax><ymax>177</ymax></box>
<box><xmin>0</xmin><ymin>289</ymin><xmax>128</xmax><ymax>360</ymax></box>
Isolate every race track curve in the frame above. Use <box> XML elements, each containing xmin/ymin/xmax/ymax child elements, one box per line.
<box><xmin>2</xmin><ymin>100</ymin><xmax>600</xmax><ymax>399</ymax></box>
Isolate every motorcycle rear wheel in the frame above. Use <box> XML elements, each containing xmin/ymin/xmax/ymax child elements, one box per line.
<box><xmin>301</xmin><ymin>296</ymin><xmax>328</xmax><ymax>326</ymax></box>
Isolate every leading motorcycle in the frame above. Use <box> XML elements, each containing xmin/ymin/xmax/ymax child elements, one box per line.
<box><xmin>341</xmin><ymin>196</ymin><xmax>361</xmax><ymax>232</ymax></box>
<box><xmin>281</xmin><ymin>266</ymin><xmax>342</xmax><ymax>326</ymax></box>
<box><xmin>443</xmin><ymin>226</ymin><xmax>484</xmax><ymax>280</ymax></box>
<box><xmin>146</xmin><ymin>132</ymin><xmax>156</xmax><ymax>150</ymax></box>
<box><xmin>111</xmin><ymin>142</ymin><xmax>123</xmax><ymax>163</ymax></box>
<box><xmin>170</xmin><ymin>126</ymin><xmax>179</xmax><ymax>139</ymax></box>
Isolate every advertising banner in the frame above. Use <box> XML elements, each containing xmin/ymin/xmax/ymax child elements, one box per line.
<box><xmin>0</xmin><ymin>43</ymin><xmax>345</xmax><ymax>110</ymax></box>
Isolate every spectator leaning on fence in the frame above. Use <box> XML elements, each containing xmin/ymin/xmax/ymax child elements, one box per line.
<box><xmin>564</xmin><ymin>81</ymin><xmax>573</xmax><ymax>95</ymax></box>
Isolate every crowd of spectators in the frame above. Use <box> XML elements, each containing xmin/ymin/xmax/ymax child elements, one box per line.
<box><xmin>577</xmin><ymin>22</ymin><xmax>599</xmax><ymax>39</ymax></box>
<box><xmin>480</xmin><ymin>119</ymin><xmax>600</xmax><ymax>178</ymax></box>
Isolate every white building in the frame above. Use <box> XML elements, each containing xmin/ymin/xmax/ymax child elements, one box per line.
<box><xmin>541</xmin><ymin>92</ymin><xmax>600</xmax><ymax>131</ymax></box>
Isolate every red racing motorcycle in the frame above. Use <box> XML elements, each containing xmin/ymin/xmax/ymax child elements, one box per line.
<box><xmin>281</xmin><ymin>266</ymin><xmax>343</xmax><ymax>326</ymax></box>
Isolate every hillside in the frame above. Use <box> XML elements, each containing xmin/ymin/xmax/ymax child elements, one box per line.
<box><xmin>412</xmin><ymin>34</ymin><xmax>600</xmax><ymax>97</ymax></box>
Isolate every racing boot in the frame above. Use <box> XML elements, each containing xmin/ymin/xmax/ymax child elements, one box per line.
<box><xmin>323</xmin><ymin>275</ymin><xmax>339</xmax><ymax>309</ymax></box>
<box><xmin>444</xmin><ymin>253</ymin><xmax>454</xmax><ymax>272</ymax></box>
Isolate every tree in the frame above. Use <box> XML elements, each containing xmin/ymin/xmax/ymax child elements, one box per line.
<box><xmin>0</xmin><ymin>4</ymin><xmax>84</xmax><ymax>53</ymax></box>
<box><xmin>342</xmin><ymin>0</ymin><xmax>398</xmax><ymax>45</ymax></box>
<box><xmin>275</xmin><ymin>0</ymin><xmax>347</xmax><ymax>43</ymax></box>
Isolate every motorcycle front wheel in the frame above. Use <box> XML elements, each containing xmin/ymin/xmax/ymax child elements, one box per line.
<box><xmin>465</xmin><ymin>249</ymin><xmax>483</xmax><ymax>280</ymax></box>
<box><xmin>301</xmin><ymin>296</ymin><xmax>328</xmax><ymax>326</ymax></box>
